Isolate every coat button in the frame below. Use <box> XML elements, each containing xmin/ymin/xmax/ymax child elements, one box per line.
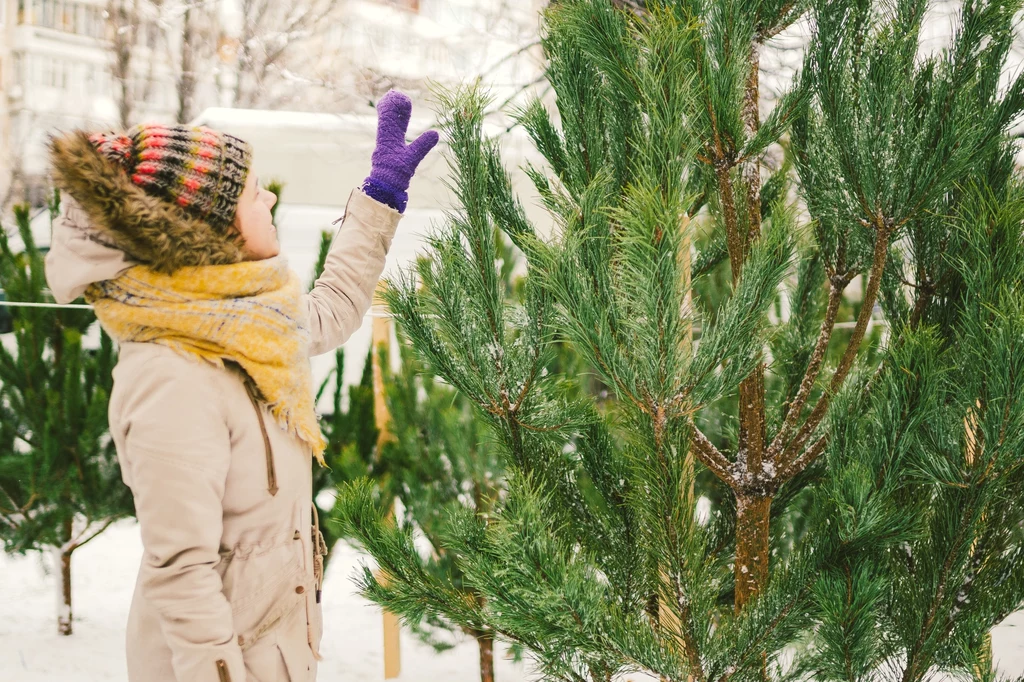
<box><xmin>237</xmin><ymin>635</ymin><xmax>244</xmax><ymax>646</ymax></box>
<box><xmin>293</xmin><ymin>530</ymin><xmax>300</xmax><ymax>540</ymax></box>
<box><xmin>295</xmin><ymin>585</ymin><xmax>305</xmax><ymax>594</ymax></box>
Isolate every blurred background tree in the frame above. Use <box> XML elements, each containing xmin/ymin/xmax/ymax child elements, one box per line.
<box><xmin>0</xmin><ymin>195</ymin><xmax>133</xmax><ymax>636</ymax></box>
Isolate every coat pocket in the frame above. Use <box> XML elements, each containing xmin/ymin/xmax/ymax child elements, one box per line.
<box><xmin>276</xmin><ymin>606</ymin><xmax>317</xmax><ymax>682</ymax></box>
<box><xmin>222</xmin><ymin>541</ymin><xmax>307</xmax><ymax>651</ymax></box>
<box><xmin>243</xmin><ymin>638</ymin><xmax>292</xmax><ymax>682</ymax></box>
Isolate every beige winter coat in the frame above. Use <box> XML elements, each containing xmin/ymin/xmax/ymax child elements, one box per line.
<box><xmin>45</xmin><ymin>189</ymin><xmax>402</xmax><ymax>682</ymax></box>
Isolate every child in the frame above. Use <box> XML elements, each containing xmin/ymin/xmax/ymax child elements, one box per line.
<box><xmin>44</xmin><ymin>91</ymin><xmax>438</xmax><ymax>682</ymax></box>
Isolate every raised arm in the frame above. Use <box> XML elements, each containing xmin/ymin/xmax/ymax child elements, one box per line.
<box><xmin>304</xmin><ymin>189</ymin><xmax>401</xmax><ymax>356</ymax></box>
<box><xmin>304</xmin><ymin>90</ymin><xmax>438</xmax><ymax>357</ymax></box>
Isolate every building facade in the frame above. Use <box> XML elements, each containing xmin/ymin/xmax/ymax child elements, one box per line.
<box><xmin>0</xmin><ymin>0</ymin><xmax>198</xmax><ymax>206</ymax></box>
<box><xmin>0</xmin><ymin>0</ymin><xmax>546</xmax><ymax>209</ymax></box>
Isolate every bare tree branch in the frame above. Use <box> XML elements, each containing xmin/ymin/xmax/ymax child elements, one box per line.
<box><xmin>232</xmin><ymin>0</ymin><xmax>343</xmax><ymax>109</ymax></box>
<box><xmin>107</xmin><ymin>0</ymin><xmax>166</xmax><ymax>128</ymax></box>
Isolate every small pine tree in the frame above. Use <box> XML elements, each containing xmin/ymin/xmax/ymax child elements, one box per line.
<box><xmin>265</xmin><ymin>179</ymin><xmax>285</xmax><ymax>225</ymax></box>
<box><xmin>335</xmin><ymin>2</ymin><xmax>1024</xmax><ymax>681</ymax></box>
<box><xmin>314</xmin><ymin>343</ymin><xmax>378</xmax><ymax>571</ymax></box>
<box><xmin>315</xmin><ymin>219</ymin><xmax>517</xmax><ymax>681</ymax></box>
<box><xmin>367</xmin><ymin>308</ymin><xmax>508</xmax><ymax>682</ymax></box>
<box><xmin>308</xmin><ymin>229</ymin><xmax>380</xmax><ymax>572</ymax></box>
<box><xmin>0</xmin><ymin>195</ymin><xmax>133</xmax><ymax>635</ymax></box>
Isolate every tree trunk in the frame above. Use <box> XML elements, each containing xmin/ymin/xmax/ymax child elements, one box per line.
<box><xmin>478</xmin><ymin>630</ymin><xmax>495</xmax><ymax>682</ymax></box>
<box><xmin>734</xmin><ymin>494</ymin><xmax>771</xmax><ymax>610</ymax></box>
<box><xmin>109</xmin><ymin>0</ymin><xmax>137</xmax><ymax>130</ymax></box>
<box><xmin>56</xmin><ymin>516</ymin><xmax>74</xmax><ymax>636</ymax></box>
<box><xmin>734</xmin><ymin>35</ymin><xmax>770</xmax><ymax>612</ymax></box>
<box><xmin>176</xmin><ymin>8</ymin><xmax>197</xmax><ymax>124</ymax></box>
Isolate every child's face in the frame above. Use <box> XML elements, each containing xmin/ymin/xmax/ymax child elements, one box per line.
<box><xmin>234</xmin><ymin>172</ymin><xmax>279</xmax><ymax>261</ymax></box>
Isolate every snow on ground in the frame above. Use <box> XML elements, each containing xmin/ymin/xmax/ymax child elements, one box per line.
<box><xmin>0</xmin><ymin>520</ymin><xmax>533</xmax><ymax>682</ymax></box>
<box><xmin>0</xmin><ymin>519</ymin><xmax>1022</xmax><ymax>681</ymax></box>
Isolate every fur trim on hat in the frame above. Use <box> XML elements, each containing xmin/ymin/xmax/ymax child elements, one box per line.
<box><xmin>48</xmin><ymin>131</ymin><xmax>246</xmax><ymax>275</ymax></box>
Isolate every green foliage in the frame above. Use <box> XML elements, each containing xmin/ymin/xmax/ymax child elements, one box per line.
<box><xmin>264</xmin><ymin>178</ymin><xmax>285</xmax><ymax>226</ymax></box>
<box><xmin>308</xmin><ymin>228</ymin><xmax>379</xmax><ymax>571</ymax></box>
<box><xmin>0</xmin><ymin>197</ymin><xmax>132</xmax><ymax>558</ymax></box>
<box><xmin>335</xmin><ymin>2</ymin><xmax>1024</xmax><ymax>681</ymax></box>
<box><xmin>808</xmin><ymin>181</ymin><xmax>1024</xmax><ymax>682</ymax></box>
<box><xmin>312</xmin><ymin>343</ymin><xmax>378</xmax><ymax>570</ymax></box>
<box><xmin>375</xmin><ymin>337</ymin><xmax>504</xmax><ymax>652</ymax></box>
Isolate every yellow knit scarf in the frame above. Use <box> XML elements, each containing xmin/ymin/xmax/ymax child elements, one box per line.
<box><xmin>86</xmin><ymin>257</ymin><xmax>327</xmax><ymax>464</ymax></box>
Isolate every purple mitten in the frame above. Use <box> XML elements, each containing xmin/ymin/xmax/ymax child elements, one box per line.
<box><xmin>362</xmin><ymin>90</ymin><xmax>440</xmax><ymax>213</ymax></box>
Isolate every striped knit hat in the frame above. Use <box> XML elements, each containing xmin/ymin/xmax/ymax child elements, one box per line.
<box><xmin>88</xmin><ymin>123</ymin><xmax>252</xmax><ymax>233</ymax></box>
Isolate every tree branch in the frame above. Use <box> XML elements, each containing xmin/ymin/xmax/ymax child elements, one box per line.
<box><xmin>767</xmin><ymin>279</ymin><xmax>847</xmax><ymax>463</ymax></box>
<box><xmin>756</xmin><ymin>2</ymin><xmax>802</xmax><ymax>44</ymax></box>
<box><xmin>688</xmin><ymin>419</ymin><xmax>735</xmax><ymax>486</ymax></box>
<box><xmin>774</xmin><ymin>433</ymin><xmax>827</xmax><ymax>482</ymax></box>
<box><xmin>778</xmin><ymin>218</ymin><xmax>893</xmax><ymax>466</ymax></box>
<box><xmin>72</xmin><ymin>517</ymin><xmax>118</xmax><ymax>551</ymax></box>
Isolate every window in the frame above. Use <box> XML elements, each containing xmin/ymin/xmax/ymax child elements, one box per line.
<box><xmin>17</xmin><ymin>0</ymin><xmax>31</xmax><ymax>25</ymax></box>
<box><xmin>427</xmin><ymin>42</ymin><xmax>446</xmax><ymax>69</ymax></box>
<box><xmin>88</xmin><ymin>6</ymin><xmax>105</xmax><ymax>39</ymax></box>
<box><xmin>60</xmin><ymin>1</ymin><xmax>74</xmax><ymax>31</ymax></box>
<box><xmin>39</xmin><ymin>0</ymin><xmax>53</xmax><ymax>28</ymax></box>
<box><xmin>85</xmin><ymin>62</ymin><xmax>97</xmax><ymax>91</ymax></box>
<box><xmin>12</xmin><ymin>53</ymin><xmax>24</xmax><ymax>86</ymax></box>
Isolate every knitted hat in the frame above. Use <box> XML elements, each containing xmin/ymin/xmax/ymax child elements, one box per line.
<box><xmin>89</xmin><ymin>123</ymin><xmax>252</xmax><ymax>233</ymax></box>
<box><xmin>49</xmin><ymin>126</ymin><xmax>253</xmax><ymax>274</ymax></box>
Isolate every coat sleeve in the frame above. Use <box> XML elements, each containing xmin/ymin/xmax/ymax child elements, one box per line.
<box><xmin>119</xmin><ymin>359</ymin><xmax>245</xmax><ymax>682</ymax></box>
<box><xmin>304</xmin><ymin>188</ymin><xmax>402</xmax><ymax>357</ymax></box>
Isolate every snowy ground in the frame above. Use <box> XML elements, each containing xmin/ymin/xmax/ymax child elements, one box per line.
<box><xmin>0</xmin><ymin>520</ymin><xmax>534</xmax><ymax>682</ymax></box>
<box><xmin>1</xmin><ymin>520</ymin><xmax>1022</xmax><ymax>681</ymax></box>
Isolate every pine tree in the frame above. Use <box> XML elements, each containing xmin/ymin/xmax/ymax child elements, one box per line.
<box><xmin>314</xmin><ymin>342</ymin><xmax>378</xmax><ymax>572</ymax></box>
<box><xmin>317</xmin><ymin>230</ymin><xmax>517</xmax><ymax>682</ymax></box>
<box><xmin>0</xmin><ymin>195</ymin><xmax>133</xmax><ymax>636</ymax></box>
<box><xmin>799</xmin><ymin>4</ymin><xmax>1024</xmax><ymax>674</ymax></box>
<box><xmin>366</xmin><ymin>241</ymin><xmax>526</xmax><ymax>682</ymax></box>
<box><xmin>369</xmin><ymin>335</ymin><xmax>505</xmax><ymax>682</ymax></box>
<box><xmin>307</xmin><ymin>228</ymin><xmax>381</xmax><ymax>573</ymax></box>
<box><xmin>335</xmin><ymin>2</ymin><xmax>1024</xmax><ymax>680</ymax></box>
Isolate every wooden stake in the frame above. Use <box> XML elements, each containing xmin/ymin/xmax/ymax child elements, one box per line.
<box><xmin>964</xmin><ymin>400</ymin><xmax>993</xmax><ymax>681</ymax></box>
<box><xmin>371</xmin><ymin>281</ymin><xmax>402</xmax><ymax>680</ymax></box>
<box><xmin>659</xmin><ymin>215</ymin><xmax>694</xmax><ymax>681</ymax></box>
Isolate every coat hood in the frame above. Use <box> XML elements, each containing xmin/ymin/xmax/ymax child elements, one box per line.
<box><xmin>47</xmin><ymin>130</ymin><xmax>246</xmax><ymax>277</ymax></box>
<box><xmin>45</xmin><ymin>197</ymin><xmax>135</xmax><ymax>304</ymax></box>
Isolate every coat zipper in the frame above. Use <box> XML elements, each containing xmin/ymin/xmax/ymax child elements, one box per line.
<box><xmin>244</xmin><ymin>382</ymin><xmax>278</xmax><ymax>496</ymax></box>
<box><xmin>216</xmin><ymin>659</ymin><xmax>231</xmax><ymax>682</ymax></box>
